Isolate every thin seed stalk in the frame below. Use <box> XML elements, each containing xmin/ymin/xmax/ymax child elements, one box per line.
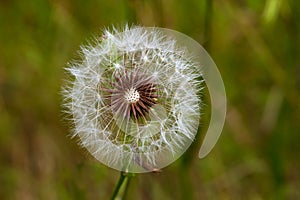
<box><xmin>110</xmin><ymin>172</ymin><xmax>133</xmax><ymax>200</ymax></box>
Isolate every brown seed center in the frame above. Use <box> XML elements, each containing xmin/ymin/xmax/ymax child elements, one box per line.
<box><xmin>102</xmin><ymin>71</ymin><xmax>158</xmax><ymax>121</ymax></box>
<box><xmin>124</xmin><ymin>88</ymin><xmax>140</xmax><ymax>103</ymax></box>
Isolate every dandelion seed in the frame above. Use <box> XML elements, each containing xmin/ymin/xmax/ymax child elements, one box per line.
<box><xmin>63</xmin><ymin>25</ymin><xmax>203</xmax><ymax>173</ymax></box>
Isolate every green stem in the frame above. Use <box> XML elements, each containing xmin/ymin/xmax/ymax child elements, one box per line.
<box><xmin>204</xmin><ymin>0</ymin><xmax>213</xmax><ymax>51</ymax></box>
<box><xmin>110</xmin><ymin>172</ymin><xmax>133</xmax><ymax>200</ymax></box>
<box><xmin>179</xmin><ymin>1</ymin><xmax>213</xmax><ymax>199</ymax></box>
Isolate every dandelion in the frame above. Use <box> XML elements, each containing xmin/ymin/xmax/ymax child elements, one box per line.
<box><xmin>63</xmin><ymin>25</ymin><xmax>202</xmax><ymax>173</ymax></box>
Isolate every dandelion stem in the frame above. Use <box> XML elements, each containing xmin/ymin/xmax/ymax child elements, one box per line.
<box><xmin>110</xmin><ymin>172</ymin><xmax>133</xmax><ymax>200</ymax></box>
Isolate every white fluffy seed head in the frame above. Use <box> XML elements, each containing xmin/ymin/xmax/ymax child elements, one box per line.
<box><xmin>63</xmin><ymin>25</ymin><xmax>203</xmax><ymax>173</ymax></box>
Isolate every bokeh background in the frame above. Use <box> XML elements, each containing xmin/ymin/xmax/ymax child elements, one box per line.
<box><xmin>1</xmin><ymin>0</ymin><xmax>300</xmax><ymax>199</ymax></box>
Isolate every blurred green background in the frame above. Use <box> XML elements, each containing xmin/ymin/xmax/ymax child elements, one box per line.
<box><xmin>1</xmin><ymin>0</ymin><xmax>300</xmax><ymax>199</ymax></box>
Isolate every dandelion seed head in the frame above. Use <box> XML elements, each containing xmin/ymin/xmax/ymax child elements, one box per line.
<box><xmin>63</xmin><ymin>25</ymin><xmax>203</xmax><ymax>173</ymax></box>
